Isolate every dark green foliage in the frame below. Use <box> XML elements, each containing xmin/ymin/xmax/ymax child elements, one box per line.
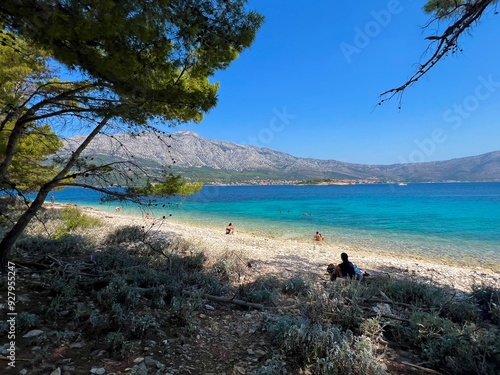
<box><xmin>105</xmin><ymin>332</ymin><xmax>130</xmax><ymax>358</ymax></box>
<box><xmin>104</xmin><ymin>225</ymin><xmax>147</xmax><ymax>244</ymax></box>
<box><xmin>95</xmin><ymin>278</ymin><xmax>139</xmax><ymax>310</ymax></box>
<box><xmin>282</xmin><ymin>276</ymin><xmax>309</xmax><ymax>296</ymax></box>
<box><xmin>471</xmin><ymin>285</ymin><xmax>500</xmax><ymax>323</ymax></box>
<box><xmin>379</xmin><ymin>277</ymin><xmax>448</xmax><ymax>307</ymax></box>
<box><xmin>54</xmin><ymin>206</ymin><xmax>103</xmax><ymax>238</ymax></box>
<box><xmin>302</xmin><ymin>282</ymin><xmax>366</xmax><ymax>334</ymax></box>
<box><xmin>239</xmin><ymin>276</ymin><xmax>281</xmax><ymax>306</ymax></box>
<box><xmin>173</xmin><ymin>251</ymin><xmax>206</xmax><ymax>272</ymax></box>
<box><xmin>16</xmin><ymin>312</ymin><xmax>41</xmax><ymax>333</ymax></box>
<box><xmin>440</xmin><ymin>298</ymin><xmax>480</xmax><ymax>323</ymax></box>
<box><xmin>264</xmin><ymin>315</ymin><xmax>386</xmax><ymax>375</ymax></box>
<box><xmin>0</xmin><ymin>0</ymin><xmax>264</xmax><ymax>123</ymax></box>
<box><xmin>378</xmin><ymin>282</ymin><xmax>500</xmax><ymax>375</ymax></box>
<box><xmin>211</xmin><ymin>249</ymin><xmax>248</xmax><ymax>282</ymax></box>
<box><xmin>0</xmin><ymin>0</ymin><xmax>263</xmax><ymax>267</ymax></box>
<box><xmin>14</xmin><ymin>233</ymin><xmax>94</xmax><ymax>255</ymax></box>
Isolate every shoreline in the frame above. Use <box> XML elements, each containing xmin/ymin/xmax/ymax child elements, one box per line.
<box><xmin>73</xmin><ymin>201</ymin><xmax>500</xmax><ymax>272</ymax></box>
<box><xmin>57</xmin><ymin>203</ymin><xmax>500</xmax><ymax>293</ymax></box>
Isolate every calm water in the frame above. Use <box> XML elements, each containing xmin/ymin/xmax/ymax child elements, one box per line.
<box><xmin>50</xmin><ymin>183</ymin><xmax>500</xmax><ymax>268</ymax></box>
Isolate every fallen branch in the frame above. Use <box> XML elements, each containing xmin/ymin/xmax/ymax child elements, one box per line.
<box><xmin>204</xmin><ymin>294</ymin><xmax>265</xmax><ymax>311</ymax></box>
<box><xmin>400</xmin><ymin>362</ymin><xmax>444</xmax><ymax>375</ymax></box>
<box><xmin>379</xmin><ymin>314</ymin><xmax>412</xmax><ymax>323</ymax></box>
<box><xmin>368</xmin><ymin>298</ymin><xmax>431</xmax><ymax>310</ymax></box>
<box><xmin>10</xmin><ymin>260</ymin><xmax>51</xmax><ymax>270</ymax></box>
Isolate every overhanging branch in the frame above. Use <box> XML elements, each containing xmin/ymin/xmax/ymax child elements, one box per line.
<box><xmin>379</xmin><ymin>0</ymin><xmax>497</xmax><ymax>106</ymax></box>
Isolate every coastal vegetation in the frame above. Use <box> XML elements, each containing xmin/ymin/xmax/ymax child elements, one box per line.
<box><xmin>1</xmin><ymin>1</ymin><xmax>499</xmax><ymax>372</ymax></box>
<box><xmin>1</xmin><ymin>202</ymin><xmax>499</xmax><ymax>374</ymax></box>
<box><xmin>0</xmin><ymin>1</ymin><xmax>263</xmax><ymax>268</ymax></box>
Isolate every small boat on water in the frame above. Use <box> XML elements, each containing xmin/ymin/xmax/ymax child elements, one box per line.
<box><xmin>397</xmin><ymin>182</ymin><xmax>407</xmax><ymax>186</ymax></box>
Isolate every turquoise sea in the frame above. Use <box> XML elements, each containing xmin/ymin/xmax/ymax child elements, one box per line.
<box><xmin>50</xmin><ymin>182</ymin><xmax>500</xmax><ymax>269</ymax></box>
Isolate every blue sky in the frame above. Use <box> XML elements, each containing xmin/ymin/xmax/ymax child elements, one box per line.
<box><xmin>179</xmin><ymin>0</ymin><xmax>500</xmax><ymax>165</ymax></box>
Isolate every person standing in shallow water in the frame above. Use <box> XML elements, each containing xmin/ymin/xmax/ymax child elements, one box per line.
<box><xmin>313</xmin><ymin>231</ymin><xmax>324</xmax><ymax>241</ymax></box>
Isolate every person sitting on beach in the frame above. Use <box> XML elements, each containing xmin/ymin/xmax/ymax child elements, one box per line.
<box><xmin>226</xmin><ymin>223</ymin><xmax>234</xmax><ymax>235</ymax></box>
<box><xmin>327</xmin><ymin>252</ymin><xmax>363</xmax><ymax>281</ymax></box>
<box><xmin>313</xmin><ymin>231</ymin><xmax>324</xmax><ymax>241</ymax></box>
<box><xmin>145</xmin><ymin>213</ymin><xmax>152</xmax><ymax>219</ymax></box>
<box><xmin>115</xmin><ymin>206</ymin><xmax>121</xmax><ymax>212</ymax></box>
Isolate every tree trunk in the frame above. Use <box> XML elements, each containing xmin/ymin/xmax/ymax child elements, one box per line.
<box><xmin>0</xmin><ymin>113</ymin><xmax>112</xmax><ymax>273</ymax></box>
<box><xmin>0</xmin><ymin>186</ymin><xmax>51</xmax><ymax>272</ymax></box>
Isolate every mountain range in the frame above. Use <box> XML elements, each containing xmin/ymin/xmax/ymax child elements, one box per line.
<box><xmin>60</xmin><ymin>131</ymin><xmax>500</xmax><ymax>183</ymax></box>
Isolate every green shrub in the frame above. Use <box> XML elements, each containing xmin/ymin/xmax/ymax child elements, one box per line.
<box><xmin>88</xmin><ymin>310</ymin><xmax>112</xmax><ymax>333</ymax></box>
<box><xmin>239</xmin><ymin>276</ymin><xmax>281</xmax><ymax>306</ymax></box>
<box><xmin>163</xmin><ymin>237</ymin><xmax>194</xmax><ymax>254</ymax></box>
<box><xmin>96</xmin><ymin>278</ymin><xmax>139</xmax><ymax>310</ymax></box>
<box><xmin>172</xmin><ymin>251</ymin><xmax>206</xmax><ymax>272</ymax></box>
<box><xmin>14</xmin><ymin>233</ymin><xmax>94</xmax><ymax>255</ymax></box>
<box><xmin>471</xmin><ymin>285</ymin><xmax>500</xmax><ymax>323</ymax></box>
<box><xmin>385</xmin><ymin>308</ymin><xmax>500</xmax><ymax>374</ymax></box>
<box><xmin>184</xmin><ymin>271</ymin><xmax>227</xmax><ymax>296</ymax></box>
<box><xmin>169</xmin><ymin>296</ymin><xmax>198</xmax><ymax>331</ymax></box>
<box><xmin>105</xmin><ymin>225</ymin><xmax>146</xmax><ymax>244</ymax></box>
<box><xmin>282</xmin><ymin>276</ymin><xmax>309</xmax><ymax>296</ymax></box>
<box><xmin>16</xmin><ymin>312</ymin><xmax>41</xmax><ymax>333</ymax></box>
<box><xmin>211</xmin><ymin>249</ymin><xmax>249</xmax><ymax>282</ymax></box>
<box><xmin>302</xmin><ymin>283</ymin><xmax>366</xmax><ymax>333</ymax></box>
<box><xmin>44</xmin><ymin>272</ymin><xmax>79</xmax><ymax>314</ymax></box>
<box><xmin>0</xmin><ymin>215</ymin><xmax>9</xmax><ymax>227</ymax></box>
<box><xmin>379</xmin><ymin>278</ymin><xmax>448</xmax><ymax>308</ymax></box>
<box><xmin>105</xmin><ymin>331</ymin><xmax>130</xmax><ymax>357</ymax></box>
<box><xmin>264</xmin><ymin>316</ymin><xmax>386</xmax><ymax>375</ymax></box>
<box><xmin>54</xmin><ymin>206</ymin><xmax>103</xmax><ymax>238</ymax></box>
<box><xmin>440</xmin><ymin>298</ymin><xmax>480</xmax><ymax>323</ymax></box>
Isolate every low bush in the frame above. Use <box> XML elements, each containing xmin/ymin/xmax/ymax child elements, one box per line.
<box><xmin>105</xmin><ymin>225</ymin><xmax>147</xmax><ymax>244</ymax></box>
<box><xmin>302</xmin><ymin>283</ymin><xmax>366</xmax><ymax>333</ymax></box>
<box><xmin>16</xmin><ymin>312</ymin><xmax>41</xmax><ymax>333</ymax></box>
<box><xmin>471</xmin><ymin>285</ymin><xmax>500</xmax><ymax>323</ymax></box>
<box><xmin>211</xmin><ymin>249</ymin><xmax>249</xmax><ymax>282</ymax></box>
<box><xmin>264</xmin><ymin>315</ymin><xmax>386</xmax><ymax>375</ymax></box>
<box><xmin>378</xmin><ymin>277</ymin><xmax>448</xmax><ymax>308</ymax></box>
<box><xmin>14</xmin><ymin>229</ymin><xmax>96</xmax><ymax>256</ymax></box>
<box><xmin>239</xmin><ymin>276</ymin><xmax>281</xmax><ymax>306</ymax></box>
<box><xmin>282</xmin><ymin>276</ymin><xmax>309</xmax><ymax>296</ymax></box>
<box><xmin>105</xmin><ymin>331</ymin><xmax>130</xmax><ymax>358</ymax></box>
<box><xmin>54</xmin><ymin>206</ymin><xmax>103</xmax><ymax>238</ymax></box>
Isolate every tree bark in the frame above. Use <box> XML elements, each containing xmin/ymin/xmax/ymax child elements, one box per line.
<box><xmin>0</xmin><ymin>185</ymin><xmax>51</xmax><ymax>272</ymax></box>
<box><xmin>0</xmin><ymin>113</ymin><xmax>113</xmax><ymax>273</ymax></box>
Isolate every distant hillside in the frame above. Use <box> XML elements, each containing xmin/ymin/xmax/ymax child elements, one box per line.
<box><xmin>59</xmin><ymin>131</ymin><xmax>500</xmax><ymax>183</ymax></box>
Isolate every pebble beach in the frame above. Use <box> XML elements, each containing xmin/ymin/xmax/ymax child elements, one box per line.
<box><xmin>78</xmin><ymin>204</ymin><xmax>500</xmax><ymax>293</ymax></box>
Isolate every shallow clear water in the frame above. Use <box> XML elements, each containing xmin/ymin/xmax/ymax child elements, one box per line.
<box><xmin>49</xmin><ymin>182</ymin><xmax>500</xmax><ymax>269</ymax></box>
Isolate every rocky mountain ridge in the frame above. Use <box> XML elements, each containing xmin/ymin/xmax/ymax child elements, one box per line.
<box><xmin>61</xmin><ymin>131</ymin><xmax>500</xmax><ymax>182</ymax></box>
